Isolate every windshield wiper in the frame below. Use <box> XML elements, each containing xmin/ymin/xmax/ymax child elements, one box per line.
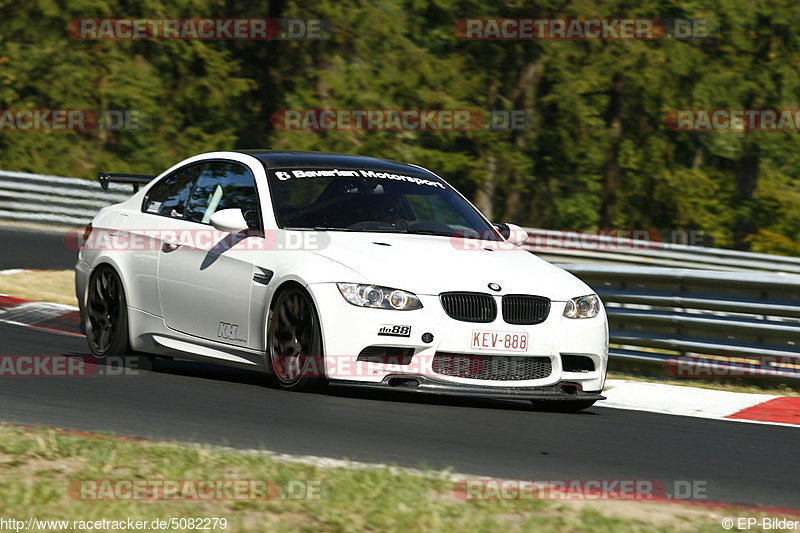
<box><xmin>283</xmin><ymin>226</ymin><xmax>354</xmax><ymax>231</ymax></box>
<box><xmin>283</xmin><ymin>226</ymin><xmax>405</xmax><ymax>233</ymax></box>
<box><xmin>284</xmin><ymin>226</ymin><xmax>467</xmax><ymax>237</ymax></box>
<box><xmin>404</xmin><ymin>229</ymin><xmax>455</xmax><ymax>237</ymax></box>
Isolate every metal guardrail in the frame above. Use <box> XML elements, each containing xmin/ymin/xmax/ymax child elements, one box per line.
<box><xmin>523</xmin><ymin>228</ymin><xmax>800</xmax><ymax>274</ymax></box>
<box><xmin>565</xmin><ymin>265</ymin><xmax>800</xmax><ymax>380</ymax></box>
<box><xmin>0</xmin><ymin>170</ymin><xmax>130</xmax><ymax>227</ymax></box>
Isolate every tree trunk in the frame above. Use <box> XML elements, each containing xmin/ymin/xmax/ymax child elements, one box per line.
<box><xmin>475</xmin><ymin>79</ymin><xmax>499</xmax><ymax>218</ymax></box>
<box><xmin>504</xmin><ymin>58</ymin><xmax>543</xmax><ymax>223</ymax></box>
<box><xmin>733</xmin><ymin>139</ymin><xmax>760</xmax><ymax>250</ymax></box>
<box><xmin>599</xmin><ymin>73</ymin><xmax>625</xmax><ymax>228</ymax></box>
<box><xmin>475</xmin><ymin>153</ymin><xmax>496</xmax><ymax>220</ymax></box>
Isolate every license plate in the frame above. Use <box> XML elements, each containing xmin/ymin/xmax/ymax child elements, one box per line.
<box><xmin>471</xmin><ymin>330</ymin><xmax>529</xmax><ymax>352</ymax></box>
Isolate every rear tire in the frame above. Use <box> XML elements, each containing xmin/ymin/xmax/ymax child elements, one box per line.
<box><xmin>85</xmin><ymin>265</ymin><xmax>152</xmax><ymax>371</ymax></box>
<box><xmin>530</xmin><ymin>400</ymin><xmax>597</xmax><ymax>412</ymax></box>
<box><xmin>86</xmin><ymin>265</ymin><xmax>131</xmax><ymax>358</ymax></box>
<box><xmin>267</xmin><ymin>285</ymin><xmax>324</xmax><ymax>391</ymax></box>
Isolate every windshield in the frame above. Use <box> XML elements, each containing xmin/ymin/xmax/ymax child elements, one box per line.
<box><xmin>266</xmin><ymin>167</ymin><xmax>501</xmax><ymax>241</ymax></box>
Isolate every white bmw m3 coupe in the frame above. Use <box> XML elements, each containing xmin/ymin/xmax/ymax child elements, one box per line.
<box><xmin>76</xmin><ymin>150</ymin><xmax>608</xmax><ymax>411</ymax></box>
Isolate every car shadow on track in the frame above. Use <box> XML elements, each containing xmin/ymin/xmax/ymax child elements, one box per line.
<box><xmin>58</xmin><ymin>353</ymin><xmax>599</xmax><ymax>415</ymax></box>
<box><xmin>143</xmin><ymin>357</ymin><xmax>600</xmax><ymax>415</ymax></box>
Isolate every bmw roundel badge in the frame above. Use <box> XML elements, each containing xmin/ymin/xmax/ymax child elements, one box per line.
<box><xmin>488</xmin><ymin>283</ymin><xmax>501</xmax><ymax>292</ymax></box>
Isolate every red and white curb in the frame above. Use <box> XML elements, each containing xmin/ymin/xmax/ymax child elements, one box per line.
<box><xmin>601</xmin><ymin>379</ymin><xmax>800</xmax><ymax>427</ymax></box>
<box><xmin>0</xmin><ymin>295</ymin><xmax>82</xmax><ymax>336</ymax></box>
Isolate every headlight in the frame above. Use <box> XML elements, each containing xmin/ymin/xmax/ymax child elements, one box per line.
<box><xmin>337</xmin><ymin>283</ymin><xmax>423</xmax><ymax>310</ymax></box>
<box><xmin>563</xmin><ymin>294</ymin><xmax>600</xmax><ymax>319</ymax></box>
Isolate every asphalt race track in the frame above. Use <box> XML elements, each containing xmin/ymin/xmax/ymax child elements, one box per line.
<box><xmin>0</xmin><ymin>226</ymin><xmax>798</xmax><ymax>510</ymax></box>
<box><xmin>0</xmin><ymin>322</ymin><xmax>798</xmax><ymax>509</ymax></box>
<box><xmin>0</xmin><ymin>226</ymin><xmax>77</xmax><ymax>270</ymax></box>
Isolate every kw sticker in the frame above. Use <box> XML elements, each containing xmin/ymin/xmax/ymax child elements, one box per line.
<box><xmin>218</xmin><ymin>322</ymin><xmax>246</xmax><ymax>342</ymax></box>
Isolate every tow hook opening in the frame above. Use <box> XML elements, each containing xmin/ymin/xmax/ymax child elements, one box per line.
<box><xmin>560</xmin><ymin>383</ymin><xmax>581</xmax><ymax>395</ymax></box>
<box><xmin>387</xmin><ymin>377</ymin><xmax>420</xmax><ymax>389</ymax></box>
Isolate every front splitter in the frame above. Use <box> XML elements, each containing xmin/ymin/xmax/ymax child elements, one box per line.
<box><xmin>329</xmin><ymin>375</ymin><xmax>606</xmax><ymax>401</ymax></box>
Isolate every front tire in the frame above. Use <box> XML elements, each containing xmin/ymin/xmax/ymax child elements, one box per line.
<box><xmin>267</xmin><ymin>285</ymin><xmax>324</xmax><ymax>391</ymax></box>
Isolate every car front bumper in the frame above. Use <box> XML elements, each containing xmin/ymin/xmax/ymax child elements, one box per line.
<box><xmin>307</xmin><ymin>282</ymin><xmax>609</xmax><ymax>394</ymax></box>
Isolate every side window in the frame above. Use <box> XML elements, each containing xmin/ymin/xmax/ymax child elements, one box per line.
<box><xmin>184</xmin><ymin>162</ymin><xmax>261</xmax><ymax>229</ymax></box>
<box><xmin>142</xmin><ymin>163</ymin><xmax>204</xmax><ymax>219</ymax></box>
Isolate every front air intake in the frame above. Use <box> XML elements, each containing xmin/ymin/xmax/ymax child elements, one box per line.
<box><xmin>357</xmin><ymin>346</ymin><xmax>414</xmax><ymax>365</ymax></box>
<box><xmin>433</xmin><ymin>353</ymin><xmax>552</xmax><ymax>381</ymax></box>
<box><xmin>561</xmin><ymin>354</ymin><xmax>595</xmax><ymax>372</ymax></box>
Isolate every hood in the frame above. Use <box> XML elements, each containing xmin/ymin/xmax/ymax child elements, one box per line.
<box><xmin>310</xmin><ymin>231</ymin><xmax>592</xmax><ymax>300</ymax></box>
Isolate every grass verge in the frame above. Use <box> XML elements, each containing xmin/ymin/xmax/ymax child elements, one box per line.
<box><xmin>0</xmin><ymin>424</ymin><xmax>793</xmax><ymax>533</ymax></box>
<box><xmin>0</xmin><ymin>269</ymin><xmax>77</xmax><ymax>307</ymax></box>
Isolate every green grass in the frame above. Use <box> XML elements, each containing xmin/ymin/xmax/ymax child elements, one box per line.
<box><xmin>0</xmin><ymin>424</ymin><xmax>788</xmax><ymax>532</ymax></box>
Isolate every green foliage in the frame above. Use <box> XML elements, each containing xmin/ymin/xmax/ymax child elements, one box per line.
<box><xmin>1</xmin><ymin>0</ymin><xmax>799</xmax><ymax>254</ymax></box>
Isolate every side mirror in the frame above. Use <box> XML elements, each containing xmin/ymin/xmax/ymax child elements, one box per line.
<box><xmin>493</xmin><ymin>223</ymin><xmax>528</xmax><ymax>247</ymax></box>
<box><xmin>210</xmin><ymin>208</ymin><xmax>249</xmax><ymax>233</ymax></box>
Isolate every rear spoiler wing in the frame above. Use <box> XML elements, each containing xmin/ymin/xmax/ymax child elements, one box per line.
<box><xmin>97</xmin><ymin>171</ymin><xmax>156</xmax><ymax>192</ymax></box>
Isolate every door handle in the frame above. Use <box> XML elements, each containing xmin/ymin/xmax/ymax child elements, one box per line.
<box><xmin>162</xmin><ymin>238</ymin><xmax>181</xmax><ymax>252</ymax></box>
